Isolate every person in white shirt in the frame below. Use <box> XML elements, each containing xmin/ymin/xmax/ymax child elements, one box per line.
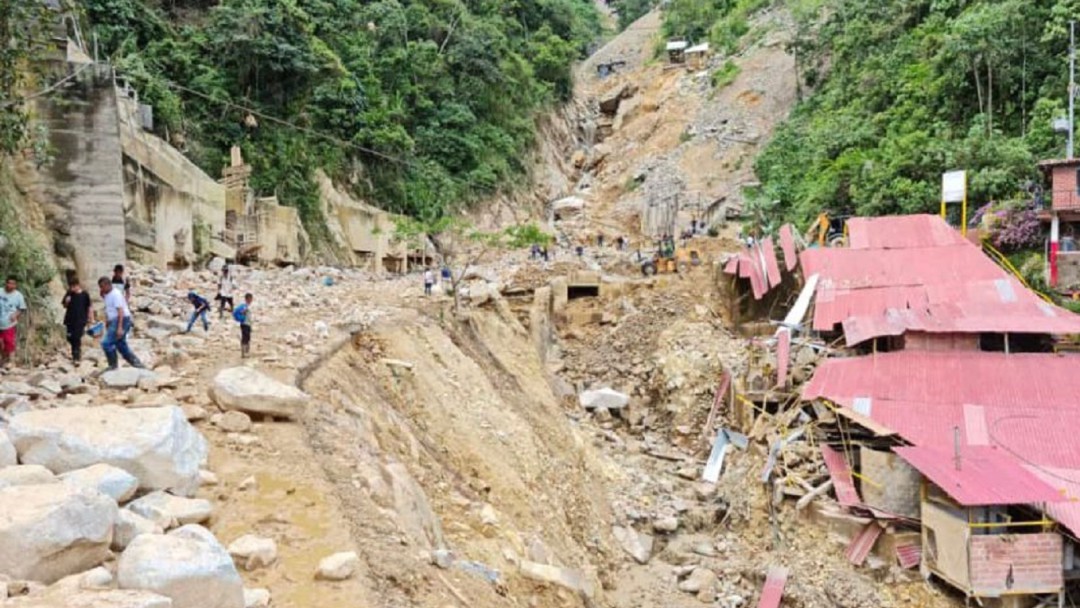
<box><xmin>97</xmin><ymin>277</ymin><xmax>143</xmax><ymax>371</ymax></box>
<box><xmin>423</xmin><ymin>269</ymin><xmax>434</xmax><ymax>296</ymax></box>
<box><xmin>217</xmin><ymin>266</ymin><xmax>236</xmax><ymax>319</ymax></box>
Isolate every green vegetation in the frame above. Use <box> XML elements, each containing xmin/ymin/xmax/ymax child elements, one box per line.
<box><xmin>0</xmin><ymin>0</ymin><xmax>48</xmax><ymax>155</ymax></box>
<box><xmin>663</xmin><ymin>0</ymin><xmax>768</xmax><ymax>53</ymax></box>
<box><xmin>711</xmin><ymin>59</ymin><xmax>741</xmax><ymax>88</ymax></box>
<box><xmin>746</xmin><ymin>0</ymin><xmax>1075</xmax><ymax>228</ymax></box>
<box><xmin>83</xmin><ymin>0</ymin><xmax>601</xmax><ymax>233</ymax></box>
<box><xmin>610</xmin><ymin>0</ymin><xmax>654</xmax><ymax>30</ymax></box>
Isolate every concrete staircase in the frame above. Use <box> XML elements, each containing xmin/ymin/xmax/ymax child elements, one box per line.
<box><xmin>37</xmin><ymin>64</ymin><xmax>127</xmax><ymax>283</ymax></box>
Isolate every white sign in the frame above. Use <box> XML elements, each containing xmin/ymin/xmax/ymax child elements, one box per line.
<box><xmin>942</xmin><ymin>170</ymin><xmax>966</xmax><ymax>203</ymax></box>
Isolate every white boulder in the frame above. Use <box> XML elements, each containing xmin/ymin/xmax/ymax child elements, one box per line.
<box><xmin>0</xmin><ymin>464</ymin><xmax>58</xmax><ymax>489</ymax></box>
<box><xmin>8</xmin><ymin>405</ymin><xmax>207</xmax><ymax>496</ymax></box>
<box><xmin>100</xmin><ymin>368</ymin><xmax>158</xmax><ymax>389</ymax></box>
<box><xmin>0</xmin><ymin>484</ymin><xmax>117</xmax><ymax>583</ymax></box>
<box><xmin>578</xmin><ymin>387</ymin><xmax>630</xmax><ymax>410</ymax></box>
<box><xmin>3</xmin><ymin>589</ymin><xmax>174</xmax><ymax>607</ymax></box>
<box><xmin>243</xmin><ymin>588</ymin><xmax>271</xmax><ymax>608</ymax></box>
<box><xmin>0</xmin><ymin>429</ymin><xmax>15</xmax><ymax>466</ymax></box>
<box><xmin>113</xmin><ymin>509</ymin><xmax>164</xmax><ymax>552</ymax></box>
<box><xmin>118</xmin><ymin>525</ymin><xmax>244</xmax><ymax>608</ymax></box>
<box><xmin>127</xmin><ymin>491</ymin><xmax>212</xmax><ymax>527</ymax></box>
<box><xmin>60</xmin><ymin>463</ymin><xmax>139</xmax><ymax>503</ymax></box>
<box><xmin>212</xmin><ymin>411</ymin><xmax>252</xmax><ymax>434</ymax></box>
<box><xmin>315</xmin><ymin>551</ymin><xmax>359</xmax><ymax>581</ymax></box>
<box><xmin>227</xmin><ymin>535</ymin><xmax>278</xmax><ymax>571</ymax></box>
<box><xmin>209</xmin><ymin>367</ymin><xmax>310</xmax><ymax>419</ymax></box>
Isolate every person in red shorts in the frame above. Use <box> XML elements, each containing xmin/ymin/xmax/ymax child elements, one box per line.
<box><xmin>0</xmin><ymin>277</ymin><xmax>27</xmax><ymax>370</ymax></box>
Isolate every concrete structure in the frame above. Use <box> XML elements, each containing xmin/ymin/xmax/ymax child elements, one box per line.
<box><xmin>1039</xmin><ymin>158</ymin><xmax>1080</xmax><ymax>290</ymax></box>
<box><xmin>316</xmin><ymin>171</ymin><xmax>413</xmax><ymax>272</ymax></box>
<box><xmin>31</xmin><ymin>64</ymin><xmax>128</xmax><ymax>284</ymax></box>
<box><xmin>117</xmin><ymin>82</ymin><xmax>233</xmax><ymax>267</ymax></box>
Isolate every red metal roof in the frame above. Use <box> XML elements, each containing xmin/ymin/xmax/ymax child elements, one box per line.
<box><xmin>893</xmin><ymin>445</ymin><xmax>1065</xmax><ymax>506</ymax></box>
<box><xmin>846</xmin><ymin>214</ymin><xmax>967</xmax><ymax>250</ymax></box>
<box><xmin>779</xmin><ymin>224</ymin><xmax>798</xmax><ymax>271</ymax></box>
<box><xmin>895</xmin><ymin>544</ymin><xmax>921</xmax><ymax>569</ymax></box>
<box><xmin>799</xmin><ymin>214</ymin><xmax>1080</xmax><ymax>340</ymax></box>
<box><xmin>803</xmin><ymin>351</ymin><xmax>1080</xmax><ymax>410</ymax></box>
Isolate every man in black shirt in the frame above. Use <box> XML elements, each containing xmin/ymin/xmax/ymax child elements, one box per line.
<box><xmin>112</xmin><ymin>264</ymin><xmax>130</xmax><ymax>302</ymax></box>
<box><xmin>61</xmin><ymin>278</ymin><xmax>94</xmax><ymax>363</ymax></box>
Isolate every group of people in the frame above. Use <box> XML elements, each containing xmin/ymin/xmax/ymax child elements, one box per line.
<box><xmin>0</xmin><ymin>263</ymin><xmax>258</xmax><ymax>374</ymax></box>
<box><xmin>183</xmin><ymin>267</ymin><xmax>256</xmax><ymax>358</ymax></box>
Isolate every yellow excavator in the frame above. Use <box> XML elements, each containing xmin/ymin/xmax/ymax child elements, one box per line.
<box><xmin>806</xmin><ymin>212</ymin><xmax>849</xmax><ymax>247</ymax></box>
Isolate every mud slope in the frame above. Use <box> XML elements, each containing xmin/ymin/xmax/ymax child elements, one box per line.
<box><xmin>300</xmin><ymin>306</ymin><xmax>621</xmax><ymax>608</ymax></box>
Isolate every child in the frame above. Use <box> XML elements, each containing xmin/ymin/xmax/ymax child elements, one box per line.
<box><xmin>185</xmin><ymin>291</ymin><xmax>211</xmax><ymax>333</ymax></box>
<box><xmin>217</xmin><ymin>267</ymin><xmax>236</xmax><ymax>319</ymax></box>
<box><xmin>234</xmin><ymin>293</ymin><xmax>253</xmax><ymax>358</ymax></box>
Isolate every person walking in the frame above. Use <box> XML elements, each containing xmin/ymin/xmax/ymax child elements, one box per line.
<box><xmin>185</xmin><ymin>291</ymin><xmax>211</xmax><ymax>333</ymax></box>
<box><xmin>234</xmin><ymin>292</ymin><xmax>254</xmax><ymax>358</ymax></box>
<box><xmin>0</xmin><ymin>277</ymin><xmax>26</xmax><ymax>370</ymax></box>
<box><xmin>111</xmin><ymin>264</ymin><xmax>131</xmax><ymax>302</ymax></box>
<box><xmin>423</xmin><ymin>268</ymin><xmax>434</xmax><ymax>296</ymax></box>
<box><xmin>61</xmin><ymin>277</ymin><xmax>93</xmax><ymax>364</ymax></box>
<box><xmin>98</xmin><ymin>277</ymin><xmax>142</xmax><ymax>371</ymax></box>
<box><xmin>217</xmin><ymin>267</ymin><xmax>236</xmax><ymax>319</ymax></box>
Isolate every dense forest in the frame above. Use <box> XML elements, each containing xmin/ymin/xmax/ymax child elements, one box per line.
<box><xmin>82</xmin><ymin>0</ymin><xmax>601</xmax><ymax>235</ymax></box>
<box><xmin>638</xmin><ymin>0</ymin><xmax>1078</xmax><ymax>230</ymax></box>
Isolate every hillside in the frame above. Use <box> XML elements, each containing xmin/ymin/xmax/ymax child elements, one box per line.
<box><xmin>80</xmin><ymin>0</ymin><xmax>602</xmax><ymax>232</ymax></box>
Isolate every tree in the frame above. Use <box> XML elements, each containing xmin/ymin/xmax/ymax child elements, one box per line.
<box><xmin>394</xmin><ymin>217</ymin><xmax>550</xmax><ymax>313</ymax></box>
<box><xmin>0</xmin><ymin>0</ymin><xmax>48</xmax><ymax>156</ymax></box>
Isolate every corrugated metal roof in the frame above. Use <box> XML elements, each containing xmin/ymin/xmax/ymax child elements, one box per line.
<box><xmin>799</xmin><ymin>215</ymin><xmax>1080</xmax><ymax>340</ymax></box>
<box><xmin>847</xmin><ymin>214</ymin><xmax>967</xmax><ymax>250</ymax></box>
<box><xmin>894</xmin><ymin>445</ymin><xmax>1065</xmax><ymax>506</ymax></box>
<box><xmin>896</xmin><ymin>544</ymin><xmax>921</xmax><ymax>569</ymax></box>
<box><xmin>779</xmin><ymin>224</ymin><xmax>798</xmax><ymax>271</ymax></box>
<box><xmin>804</xmin><ymin>351</ymin><xmax>1080</xmax><ymax>410</ymax></box>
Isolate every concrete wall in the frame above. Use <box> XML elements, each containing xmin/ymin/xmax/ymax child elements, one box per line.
<box><xmin>969</xmin><ymin>533</ymin><xmax>1062</xmax><ymax>596</ymax></box>
<box><xmin>316</xmin><ymin>170</ymin><xmax>411</xmax><ymax>271</ymax></box>
<box><xmin>254</xmin><ymin>199</ymin><xmax>305</xmax><ymax>264</ymax></box>
<box><xmin>860</xmin><ymin>448</ymin><xmax>920</xmax><ymax>518</ymax></box>
<box><xmin>118</xmin><ymin>93</ymin><xmax>228</xmax><ymax>266</ymax></box>
<box><xmin>1056</xmin><ymin>251</ymin><xmax>1080</xmax><ymax>290</ymax></box>
<box><xmin>923</xmin><ymin>499</ymin><xmax>971</xmax><ymax>590</ymax></box>
<box><xmin>32</xmin><ymin>64</ymin><xmax>127</xmax><ymax>283</ymax></box>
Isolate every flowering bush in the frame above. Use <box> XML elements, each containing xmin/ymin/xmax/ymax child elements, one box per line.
<box><xmin>974</xmin><ymin>201</ymin><xmax>1043</xmax><ymax>252</ymax></box>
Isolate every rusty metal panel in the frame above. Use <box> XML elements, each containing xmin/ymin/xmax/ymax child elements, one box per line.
<box><xmin>895</xmin><ymin>445</ymin><xmax>1065</xmax><ymax>506</ymax></box>
<box><xmin>762</xmin><ymin>237</ymin><xmax>783</xmax><ymax>288</ymax></box>
<box><xmin>776</xmin><ymin>329</ymin><xmax>790</xmax><ymax>388</ymax></box>
<box><xmin>896</xmin><ymin>544</ymin><xmax>922</xmax><ymax>569</ymax></box>
<box><xmin>779</xmin><ymin>224</ymin><xmax>798</xmax><ymax>271</ymax></box>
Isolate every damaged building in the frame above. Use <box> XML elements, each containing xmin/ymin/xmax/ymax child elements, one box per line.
<box><xmin>721</xmin><ymin>214</ymin><xmax>1080</xmax><ymax>607</ymax></box>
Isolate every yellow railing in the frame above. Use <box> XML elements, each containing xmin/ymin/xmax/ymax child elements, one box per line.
<box><xmin>980</xmin><ymin>239</ymin><xmax>1053</xmax><ymax>303</ymax></box>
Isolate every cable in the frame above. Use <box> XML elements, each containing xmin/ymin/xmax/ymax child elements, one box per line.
<box><xmin>989</xmin><ymin>414</ymin><xmax>1080</xmax><ymax>487</ymax></box>
<box><xmin>161</xmin><ymin>79</ymin><xmax>413</xmax><ymax>166</ymax></box>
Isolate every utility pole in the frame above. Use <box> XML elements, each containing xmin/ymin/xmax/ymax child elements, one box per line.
<box><xmin>1069</xmin><ymin>21</ymin><xmax>1076</xmax><ymax>159</ymax></box>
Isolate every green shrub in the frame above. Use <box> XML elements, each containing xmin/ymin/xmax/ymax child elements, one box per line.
<box><xmin>711</xmin><ymin>60</ymin><xmax>741</xmax><ymax>88</ymax></box>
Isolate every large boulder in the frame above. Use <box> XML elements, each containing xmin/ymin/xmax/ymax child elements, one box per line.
<box><xmin>552</xmin><ymin>196</ymin><xmax>586</xmax><ymax>221</ymax></box>
<box><xmin>5</xmin><ymin>589</ymin><xmax>174</xmax><ymax>608</ymax></box>
<box><xmin>0</xmin><ymin>429</ymin><xmax>15</xmax><ymax>466</ymax></box>
<box><xmin>113</xmin><ymin>509</ymin><xmax>164</xmax><ymax>552</ymax></box>
<box><xmin>127</xmin><ymin>491</ymin><xmax>212</xmax><ymax>527</ymax></box>
<box><xmin>578</xmin><ymin>387</ymin><xmax>630</xmax><ymax>410</ymax></box>
<box><xmin>100</xmin><ymin>368</ymin><xmax>158</xmax><ymax>389</ymax></box>
<box><xmin>0</xmin><ymin>464</ymin><xmax>58</xmax><ymax>489</ymax></box>
<box><xmin>209</xmin><ymin>367</ymin><xmax>310</xmax><ymax>419</ymax></box>
<box><xmin>60</xmin><ymin>463</ymin><xmax>140</xmax><ymax>502</ymax></box>
<box><xmin>0</xmin><ymin>484</ymin><xmax>117</xmax><ymax>583</ymax></box>
<box><xmin>118</xmin><ymin>525</ymin><xmax>244</xmax><ymax>608</ymax></box>
<box><xmin>8</xmin><ymin>405</ymin><xmax>207</xmax><ymax>496</ymax></box>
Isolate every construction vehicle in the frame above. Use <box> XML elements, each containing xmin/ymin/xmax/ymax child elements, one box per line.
<box><xmin>806</xmin><ymin>212</ymin><xmax>849</xmax><ymax>247</ymax></box>
<box><xmin>641</xmin><ymin>240</ymin><xmax>703</xmax><ymax>275</ymax></box>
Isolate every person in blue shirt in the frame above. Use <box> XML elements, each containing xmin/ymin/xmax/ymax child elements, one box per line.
<box><xmin>185</xmin><ymin>291</ymin><xmax>211</xmax><ymax>333</ymax></box>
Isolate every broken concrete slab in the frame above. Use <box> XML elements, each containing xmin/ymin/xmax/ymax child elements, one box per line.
<box><xmin>579</xmin><ymin>387</ymin><xmax>629</xmax><ymax>410</ymax></box>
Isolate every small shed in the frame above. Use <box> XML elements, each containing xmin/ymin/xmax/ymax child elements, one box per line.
<box><xmin>666</xmin><ymin>40</ymin><xmax>688</xmax><ymax>65</ymax></box>
<box><xmin>685</xmin><ymin>43</ymin><xmax>710</xmax><ymax>70</ymax></box>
